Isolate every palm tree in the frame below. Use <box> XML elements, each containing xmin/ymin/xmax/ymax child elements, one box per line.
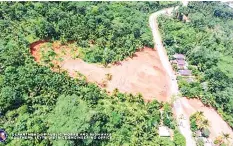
<box><xmin>197</xmin><ymin>119</ymin><xmax>210</xmax><ymax>130</ymax></box>
<box><xmin>195</xmin><ymin>111</ymin><xmax>204</xmax><ymax>121</ymax></box>
<box><xmin>222</xmin><ymin>133</ymin><xmax>231</xmax><ymax>140</ymax></box>
<box><xmin>135</xmin><ymin>93</ymin><xmax>144</xmax><ymax>104</ymax></box>
<box><xmin>127</xmin><ymin>93</ymin><xmax>134</xmax><ymax>102</ymax></box>
<box><xmin>202</xmin><ymin>119</ymin><xmax>210</xmax><ymax>129</ymax></box>
<box><xmin>105</xmin><ymin>73</ymin><xmax>112</xmax><ymax>81</ymax></box>
<box><xmin>214</xmin><ymin>135</ymin><xmax>224</xmax><ymax>145</ymax></box>
<box><xmin>222</xmin><ymin>133</ymin><xmax>231</xmax><ymax>144</ymax></box>
<box><xmin>195</xmin><ymin>111</ymin><xmax>204</xmax><ymax>127</ymax></box>
<box><xmin>112</xmin><ymin>88</ymin><xmax>119</xmax><ymax>96</ymax></box>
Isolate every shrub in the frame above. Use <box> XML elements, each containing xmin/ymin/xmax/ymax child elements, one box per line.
<box><xmin>196</xmin><ymin>138</ymin><xmax>204</xmax><ymax>146</ymax></box>
<box><xmin>190</xmin><ymin>118</ymin><xmax>198</xmax><ymax>132</ymax></box>
<box><xmin>202</xmin><ymin>128</ymin><xmax>210</xmax><ymax>138</ymax></box>
<box><xmin>163</xmin><ymin>103</ymin><xmax>175</xmax><ymax>129</ymax></box>
<box><xmin>0</xmin><ymin>86</ymin><xmax>22</xmax><ymax>112</ymax></box>
<box><xmin>105</xmin><ymin>73</ymin><xmax>112</xmax><ymax>81</ymax></box>
<box><xmin>173</xmin><ymin>130</ymin><xmax>186</xmax><ymax>146</ymax></box>
<box><xmin>172</xmin><ymin>64</ymin><xmax>178</xmax><ymax>72</ymax></box>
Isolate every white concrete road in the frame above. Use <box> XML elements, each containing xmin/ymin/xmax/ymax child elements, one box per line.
<box><xmin>149</xmin><ymin>6</ymin><xmax>196</xmax><ymax>146</ymax></box>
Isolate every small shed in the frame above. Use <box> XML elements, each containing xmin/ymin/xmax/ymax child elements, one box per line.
<box><xmin>173</xmin><ymin>54</ymin><xmax>185</xmax><ymax>60</ymax></box>
<box><xmin>159</xmin><ymin>126</ymin><xmax>170</xmax><ymax>137</ymax></box>
<box><xmin>186</xmin><ymin>77</ymin><xmax>194</xmax><ymax>83</ymax></box>
<box><xmin>178</xmin><ymin>70</ymin><xmax>192</xmax><ymax>76</ymax></box>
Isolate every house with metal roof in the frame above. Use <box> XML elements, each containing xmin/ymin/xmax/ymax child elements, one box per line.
<box><xmin>177</xmin><ymin>60</ymin><xmax>186</xmax><ymax>69</ymax></box>
<box><xmin>178</xmin><ymin>70</ymin><xmax>192</xmax><ymax>76</ymax></box>
<box><xmin>173</xmin><ymin>53</ymin><xmax>185</xmax><ymax>60</ymax></box>
<box><xmin>171</xmin><ymin>59</ymin><xmax>187</xmax><ymax>69</ymax></box>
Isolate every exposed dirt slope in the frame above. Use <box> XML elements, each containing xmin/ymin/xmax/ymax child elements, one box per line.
<box><xmin>181</xmin><ymin>98</ymin><xmax>233</xmax><ymax>144</ymax></box>
<box><xmin>30</xmin><ymin>41</ymin><xmax>171</xmax><ymax>102</ymax></box>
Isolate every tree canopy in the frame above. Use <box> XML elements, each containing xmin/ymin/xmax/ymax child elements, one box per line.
<box><xmin>0</xmin><ymin>1</ymin><xmax>184</xmax><ymax>146</ymax></box>
<box><xmin>159</xmin><ymin>1</ymin><xmax>233</xmax><ymax>128</ymax></box>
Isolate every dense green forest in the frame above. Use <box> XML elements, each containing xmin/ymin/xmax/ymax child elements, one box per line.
<box><xmin>0</xmin><ymin>1</ymin><xmax>178</xmax><ymax>65</ymax></box>
<box><xmin>0</xmin><ymin>2</ymin><xmax>186</xmax><ymax>146</ymax></box>
<box><xmin>158</xmin><ymin>1</ymin><xmax>233</xmax><ymax>128</ymax></box>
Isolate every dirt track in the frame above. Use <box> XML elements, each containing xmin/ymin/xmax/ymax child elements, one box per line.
<box><xmin>30</xmin><ymin>42</ymin><xmax>171</xmax><ymax>102</ymax></box>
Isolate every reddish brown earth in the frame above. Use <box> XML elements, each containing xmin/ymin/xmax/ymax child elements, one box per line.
<box><xmin>180</xmin><ymin>97</ymin><xmax>233</xmax><ymax>143</ymax></box>
<box><xmin>30</xmin><ymin>41</ymin><xmax>171</xmax><ymax>102</ymax></box>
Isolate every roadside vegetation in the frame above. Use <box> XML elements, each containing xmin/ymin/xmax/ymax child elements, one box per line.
<box><xmin>0</xmin><ymin>2</ymin><xmax>186</xmax><ymax>146</ymax></box>
<box><xmin>190</xmin><ymin>112</ymin><xmax>210</xmax><ymax>138</ymax></box>
<box><xmin>158</xmin><ymin>1</ymin><xmax>233</xmax><ymax>129</ymax></box>
<box><xmin>214</xmin><ymin>133</ymin><xmax>232</xmax><ymax>146</ymax></box>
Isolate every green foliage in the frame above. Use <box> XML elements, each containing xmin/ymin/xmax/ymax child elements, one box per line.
<box><xmin>162</xmin><ymin>103</ymin><xmax>175</xmax><ymax>129</ymax></box>
<box><xmin>0</xmin><ymin>2</ymin><xmax>178</xmax><ymax>65</ymax></box>
<box><xmin>178</xmin><ymin>78</ymin><xmax>203</xmax><ymax>98</ymax></box>
<box><xmin>159</xmin><ymin>1</ymin><xmax>233</xmax><ymax>128</ymax></box>
<box><xmin>0</xmin><ymin>2</ymin><xmax>183</xmax><ymax>145</ymax></box>
<box><xmin>0</xmin><ymin>86</ymin><xmax>22</xmax><ymax>113</ymax></box>
<box><xmin>48</xmin><ymin>95</ymin><xmax>94</xmax><ymax>133</ymax></box>
<box><xmin>40</xmin><ymin>46</ymin><xmax>56</xmax><ymax>64</ymax></box>
<box><xmin>189</xmin><ymin>111</ymin><xmax>210</xmax><ymax>138</ymax></box>
<box><xmin>190</xmin><ymin>115</ymin><xmax>198</xmax><ymax>132</ymax></box>
<box><xmin>196</xmin><ymin>138</ymin><xmax>205</xmax><ymax>146</ymax></box>
<box><xmin>172</xmin><ymin>64</ymin><xmax>178</xmax><ymax>72</ymax></box>
<box><xmin>48</xmin><ymin>95</ymin><xmax>96</xmax><ymax>145</ymax></box>
<box><xmin>173</xmin><ymin>130</ymin><xmax>186</xmax><ymax>146</ymax></box>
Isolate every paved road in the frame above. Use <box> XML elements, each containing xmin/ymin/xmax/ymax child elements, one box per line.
<box><xmin>149</xmin><ymin>6</ymin><xmax>196</xmax><ymax>146</ymax></box>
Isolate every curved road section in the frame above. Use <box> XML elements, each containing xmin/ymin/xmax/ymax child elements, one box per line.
<box><xmin>149</xmin><ymin>7</ymin><xmax>196</xmax><ymax>146</ymax></box>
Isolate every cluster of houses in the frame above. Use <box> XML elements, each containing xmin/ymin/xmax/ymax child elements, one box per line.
<box><xmin>158</xmin><ymin>54</ymin><xmax>196</xmax><ymax>139</ymax></box>
<box><xmin>171</xmin><ymin>53</ymin><xmax>192</xmax><ymax>77</ymax></box>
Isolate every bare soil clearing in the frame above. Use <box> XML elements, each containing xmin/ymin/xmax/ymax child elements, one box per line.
<box><xmin>30</xmin><ymin>41</ymin><xmax>171</xmax><ymax>102</ymax></box>
<box><xmin>180</xmin><ymin>97</ymin><xmax>233</xmax><ymax>143</ymax></box>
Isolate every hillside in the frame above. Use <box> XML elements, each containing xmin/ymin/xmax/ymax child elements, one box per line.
<box><xmin>30</xmin><ymin>41</ymin><xmax>171</xmax><ymax>102</ymax></box>
<box><xmin>0</xmin><ymin>2</ymin><xmax>185</xmax><ymax>146</ymax></box>
<box><xmin>159</xmin><ymin>0</ymin><xmax>233</xmax><ymax>135</ymax></box>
